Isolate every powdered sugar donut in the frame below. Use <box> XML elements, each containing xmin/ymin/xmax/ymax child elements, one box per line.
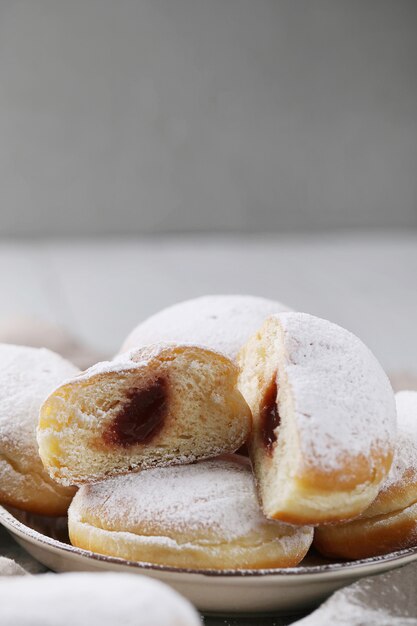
<box><xmin>238</xmin><ymin>312</ymin><xmax>397</xmax><ymax>525</ymax></box>
<box><xmin>0</xmin><ymin>572</ymin><xmax>200</xmax><ymax>626</ymax></box>
<box><xmin>68</xmin><ymin>456</ymin><xmax>313</xmax><ymax>569</ymax></box>
<box><xmin>38</xmin><ymin>344</ymin><xmax>251</xmax><ymax>485</ymax></box>
<box><xmin>119</xmin><ymin>295</ymin><xmax>291</xmax><ymax>361</ymax></box>
<box><xmin>314</xmin><ymin>391</ymin><xmax>417</xmax><ymax>559</ymax></box>
<box><xmin>0</xmin><ymin>344</ymin><xmax>79</xmax><ymax>515</ymax></box>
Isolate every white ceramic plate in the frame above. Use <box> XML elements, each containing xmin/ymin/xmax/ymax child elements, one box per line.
<box><xmin>1</xmin><ymin>505</ymin><xmax>417</xmax><ymax>615</ymax></box>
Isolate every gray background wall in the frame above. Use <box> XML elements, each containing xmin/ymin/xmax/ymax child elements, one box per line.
<box><xmin>0</xmin><ymin>0</ymin><xmax>416</xmax><ymax>236</ymax></box>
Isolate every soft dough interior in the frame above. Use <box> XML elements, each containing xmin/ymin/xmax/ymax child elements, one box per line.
<box><xmin>238</xmin><ymin>320</ymin><xmax>303</xmax><ymax>520</ymax></box>
<box><xmin>38</xmin><ymin>346</ymin><xmax>251</xmax><ymax>485</ymax></box>
<box><xmin>238</xmin><ymin>319</ymin><xmax>382</xmax><ymax>525</ymax></box>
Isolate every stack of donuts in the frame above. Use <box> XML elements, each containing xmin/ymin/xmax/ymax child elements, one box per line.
<box><xmin>1</xmin><ymin>295</ymin><xmax>416</xmax><ymax>570</ymax></box>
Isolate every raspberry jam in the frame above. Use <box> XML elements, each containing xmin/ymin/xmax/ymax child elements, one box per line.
<box><xmin>103</xmin><ymin>377</ymin><xmax>168</xmax><ymax>447</ymax></box>
<box><xmin>260</xmin><ymin>376</ymin><xmax>280</xmax><ymax>453</ymax></box>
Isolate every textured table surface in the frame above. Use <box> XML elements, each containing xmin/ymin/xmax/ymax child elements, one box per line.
<box><xmin>0</xmin><ymin>232</ymin><xmax>416</xmax><ymax>375</ymax></box>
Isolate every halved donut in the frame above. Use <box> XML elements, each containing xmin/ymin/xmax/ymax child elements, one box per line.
<box><xmin>238</xmin><ymin>312</ymin><xmax>397</xmax><ymax>525</ymax></box>
<box><xmin>38</xmin><ymin>344</ymin><xmax>251</xmax><ymax>485</ymax></box>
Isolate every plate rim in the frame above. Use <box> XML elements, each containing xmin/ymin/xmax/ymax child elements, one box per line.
<box><xmin>1</xmin><ymin>504</ymin><xmax>417</xmax><ymax>579</ymax></box>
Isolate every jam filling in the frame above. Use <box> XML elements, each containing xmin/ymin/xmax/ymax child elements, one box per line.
<box><xmin>103</xmin><ymin>377</ymin><xmax>168</xmax><ymax>447</ymax></box>
<box><xmin>260</xmin><ymin>376</ymin><xmax>280</xmax><ymax>454</ymax></box>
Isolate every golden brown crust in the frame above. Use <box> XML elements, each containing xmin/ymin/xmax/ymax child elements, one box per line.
<box><xmin>0</xmin><ymin>345</ymin><xmax>79</xmax><ymax>516</ymax></box>
<box><xmin>68</xmin><ymin>518</ymin><xmax>312</xmax><ymax>570</ymax></box>
<box><xmin>362</xmin><ymin>467</ymin><xmax>417</xmax><ymax>519</ymax></box>
<box><xmin>297</xmin><ymin>448</ymin><xmax>393</xmax><ymax>493</ymax></box>
<box><xmin>0</xmin><ymin>453</ymin><xmax>75</xmax><ymax>516</ymax></box>
<box><xmin>314</xmin><ymin>500</ymin><xmax>417</xmax><ymax>560</ymax></box>
<box><xmin>68</xmin><ymin>457</ymin><xmax>313</xmax><ymax>570</ymax></box>
<box><xmin>247</xmin><ymin>406</ymin><xmax>394</xmax><ymax>525</ymax></box>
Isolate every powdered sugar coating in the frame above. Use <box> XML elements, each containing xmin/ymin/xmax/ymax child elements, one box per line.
<box><xmin>275</xmin><ymin>312</ymin><xmax>396</xmax><ymax>471</ymax></box>
<box><xmin>119</xmin><ymin>295</ymin><xmax>291</xmax><ymax>361</ymax></box>
<box><xmin>70</xmin><ymin>457</ymin><xmax>304</xmax><ymax>547</ymax></box>
<box><xmin>381</xmin><ymin>391</ymin><xmax>417</xmax><ymax>492</ymax></box>
<box><xmin>395</xmin><ymin>391</ymin><xmax>417</xmax><ymax>439</ymax></box>
<box><xmin>72</xmin><ymin>342</ymin><xmax>231</xmax><ymax>385</ymax></box>
<box><xmin>294</xmin><ymin>561</ymin><xmax>417</xmax><ymax>626</ymax></box>
<box><xmin>0</xmin><ymin>572</ymin><xmax>200</xmax><ymax>626</ymax></box>
<box><xmin>0</xmin><ymin>344</ymin><xmax>79</xmax><ymax>474</ymax></box>
<box><xmin>70</xmin><ymin>349</ymin><xmax>141</xmax><ymax>383</ymax></box>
